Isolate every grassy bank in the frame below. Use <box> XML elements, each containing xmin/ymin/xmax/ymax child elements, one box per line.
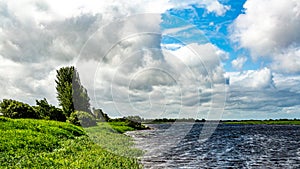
<box><xmin>223</xmin><ymin>120</ymin><xmax>300</xmax><ymax>125</ymax></box>
<box><xmin>0</xmin><ymin>117</ymin><xmax>142</xmax><ymax>168</ymax></box>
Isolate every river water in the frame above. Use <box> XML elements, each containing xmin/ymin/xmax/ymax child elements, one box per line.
<box><xmin>126</xmin><ymin>123</ymin><xmax>300</xmax><ymax>168</ymax></box>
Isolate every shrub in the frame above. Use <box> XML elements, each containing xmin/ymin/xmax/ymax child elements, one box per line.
<box><xmin>0</xmin><ymin>99</ymin><xmax>40</xmax><ymax>119</ymax></box>
<box><xmin>35</xmin><ymin>98</ymin><xmax>66</xmax><ymax>122</ymax></box>
<box><xmin>92</xmin><ymin>108</ymin><xmax>110</xmax><ymax>122</ymax></box>
<box><xmin>109</xmin><ymin>117</ymin><xmax>149</xmax><ymax>130</ymax></box>
<box><xmin>68</xmin><ymin>111</ymin><xmax>97</xmax><ymax>127</ymax></box>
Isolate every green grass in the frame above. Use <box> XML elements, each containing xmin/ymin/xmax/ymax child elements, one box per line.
<box><xmin>85</xmin><ymin>122</ymin><xmax>143</xmax><ymax>157</ymax></box>
<box><xmin>108</xmin><ymin>121</ymin><xmax>136</xmax><ymax>133</ymax></box>
<box><xmin>0</xmin><ymin>117</ymin><xmax>142</xmax><ymax>168</ymax></box>
<box><xmin>223</xmin><ymin>120</ymin><xmax>300</xmax><ymax>125</ymax></box>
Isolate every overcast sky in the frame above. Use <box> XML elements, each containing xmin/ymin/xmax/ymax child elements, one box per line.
<box><xmin>0</xmin><ymin>0</ymin><xmax>299</xmax><ymax>120</ymax></box>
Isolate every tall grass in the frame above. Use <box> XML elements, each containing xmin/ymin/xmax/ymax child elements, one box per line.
<box><xmin>85</xmin><ymin>122</ymin><xmax>143</xmax><ymax>158</ymax></box>
<box><xmin>0</xmin><ymin>117</ymin><xmax>142</xmax><ymax>168</ymax></box>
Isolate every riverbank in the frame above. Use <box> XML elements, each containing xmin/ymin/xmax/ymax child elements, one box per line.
<box><xmin>0</xmin><ymin>117</ymin><xmax>143</xmax><ymax>168</ymax></box>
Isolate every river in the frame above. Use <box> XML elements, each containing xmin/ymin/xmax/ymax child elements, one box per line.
<box><xmin>126</xmin><ymin>123</ymin><xmax>300</xmax><ymax>168</ymax></box>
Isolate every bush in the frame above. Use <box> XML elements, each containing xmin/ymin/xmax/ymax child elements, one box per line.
<box><xmin>68</xmin><ymin>111</ymin><xmax>97</xmax><ymax>127</ymax></box>
<box><xmin>92</xmin><ymin>108</ymin><xmax>110</xmax><ymax>122</ymax></box>
<box><xmin>109</xmin><ymin>117</ymin><xmax>149</xmax><ymax>130</ymax></box>
<box><xmin>35</xmin><ymin>98</ymin><xmax>66</xmax><ymax>122</ymax></box>
<box><xmin>0</xmin><ymin>99</ymin><xmax>40</xmax><ymax>119</ymax></box>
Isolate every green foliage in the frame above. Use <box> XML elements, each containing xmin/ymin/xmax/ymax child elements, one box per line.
<box><xmin>0</xmin><ymin>117</ymin><xmax>85</xmax><ymax>138</ymax></box>
<box><xmin>86</xmin><ymin>123</ymin><xmax>144</xmax><ymax>158</ymax></box>
<box><xmin>0</xmin><ymin>98</ymin><xmax>67</xmax><ymax>121</ymax></box>
<box><xmin>0</xmin><ymin>117</ymin><xmax>85</xmax><ymax>167</ymax></box>
<box><xmin>93</xmin><ymin>108</ymin><xmax>110</xmax><ymax>121</ymax></box>
<box><xmin>55</xmin><ymin>66</ymin><xmax>91</xmax><ymax>117</ymax></box>
<box><xmin>72</xmin><ymin>70</ymin><xmax>91</xmax><ymax>113</ymax></box>
<box><xmin>109</xmin><ymin>117</ymin><xmax>149</xmax><ymax>132</ymax></box>
<box><xmin>35</xmin><ymin>98</ymin><xmax>66</xmax><ymax>122</ymax></box>
<box><xmin>67</xmin><ymin>111</ymin><xmax>97</xmax><ymax>127</ymax></box>
<box><xmin>127</xmin><ymin>116</ymin><xmax>143</xmax><ymax>123</ymax></box>
<box><xmin>55</xmin><ymin>66</ymin><xmax>75</xmax><ymax>117</ymax></box>
<box><xmin>0</xmin><ymin>117</ymin><xmax>141</xmax><ymax>168</ymax></box>
<box><xmin>0</xmin><ymin>99</ymin><xmax>40</xmax><ymax>119</ymax></box>
<box><xmin>108</xmin><ymin>121</ymin><xmax>136</xmax><ymax>133</ymax></box>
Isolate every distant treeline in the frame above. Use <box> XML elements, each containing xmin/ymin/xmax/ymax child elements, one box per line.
<box><xmin>222</xmin><ymin>119</ymin><xmax>300</xmax><ymax>125</ymax></box>
<box><xmin>142</xmin><ymin>118</ymin><xmax>206</xmax><ymax>123</ymax></box>
<box><xmin>221</xmin><ymin>118</ymin><xmax>300</xmax><ymax>123</ymax></box>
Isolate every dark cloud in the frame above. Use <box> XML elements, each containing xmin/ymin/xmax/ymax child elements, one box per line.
<box><xmin>224</xmin><ymin>72</ymin><xmax>300</xmax><ymax>119</ymax></box>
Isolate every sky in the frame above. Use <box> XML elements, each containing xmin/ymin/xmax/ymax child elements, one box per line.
<box><xmin>0</xmin><ymin>0</ymin><xmax>300</xmax><ymax>120</ymax></box>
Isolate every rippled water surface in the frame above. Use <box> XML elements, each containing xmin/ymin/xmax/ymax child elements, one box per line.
<box><xmin>126</xmin><ymin>123</ymin><xmax>300</xmax><ymax>168</ymax></box>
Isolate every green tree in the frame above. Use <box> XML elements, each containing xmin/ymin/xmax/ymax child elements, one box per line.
<box><xmin>0</xmin><ymin>99</ymin><xmax>39</xmax><ymax>119</ymax></box>
<box><xmin>72</xmin><ymin>70</ymin><xmax>91</xmax><ymax>114</ymax></box>
<box><xmin>35</xmin><ymin>98</ymin><xmax>66</xmax><ymax>121</ymax></box>
<box><xmin>127</xmin><ymin>116</ymin><xmax>143</xmax><ymax>123</ymax></box>
<box><xmin>93</xmin><ymin>108</ymin><xmax>110</xmax><ymax>121</ymax></box>
<box><xmin>67</xmin><ymin>111</ymin><xmax>97</xmax><ymax>127</ymax></box>
<box><xmin>55</xmin><ymin>66</ymin><xmax>91</xmax><ymax>117</ymax></box>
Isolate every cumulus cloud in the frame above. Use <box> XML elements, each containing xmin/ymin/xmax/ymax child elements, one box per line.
<box><xmin>0</xmin><ymin>0</ymin><xmax>229</xmax><ymax>120</ymax></box>
<box><xmin>230</xmin><ymin>0</ymin><xmax>300</xmax><ymax>73</ymax></box>
<box><xmin>227</xmin><ymin>67</ymin><xmax>274</xmax><ymax>89</ymax></box>
<box><xmin>0</xmin><ymin>0</ymin><xmax>171</xmax><ymax>105</ymax></box>
<box><xmin>271</xmin><ymin>47</ymin><xmax>300</xmax><ymax>73</ymax></box>
<box><xmin>224</xmin><ymin>69</ymin><xmax>300</xmax><ymax>119</ymax></box>
<box><xmin>231</xmin><ymin>56</ymin><xmax>247</xmax><ymax>70</ymax></box>
<box><xmin>84</xmin><ymin>39</ymin><xmax>227</xmax><ymax>118</ymax></box>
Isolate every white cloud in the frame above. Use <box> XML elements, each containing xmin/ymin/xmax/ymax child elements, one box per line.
<box><xmin>162</xmin><ymin>25</ymin><xmax>194</xmax><ymax>35</ymax></box>
<box><xmin>169</xmin><ymin>0</ymin><xmax>230</xmax><ymax>16</ymax></box>
<box><xmin>168</xmin><ymin>43</ymin><xmax>221</xmax><ymax>68</ymax></box>
<box><xmin>230</xmin><ymin>0</ymin><xmax>300</xmax><ymax>73</ymax></box>
<box><xmin>227</xmin><ymin>68</ymin><xmax>274</xmax><ymax>89</ymax></box>
<box><xmin>271</xmin><ymin>47</ymin><xmax>300</xmax><ymax>73</ymax></box>
<box><xmin>0</xmin><ymin>55</ymin><xmax>58</xmax><ymax>105</ymax></box>
<box><xmin>224</xmin><ymin>70</ymin><xmax>300</xmax><ymax>119</ymax></box>
<box><xmin>82</xmin><ymin>26</ymin><xmax>227</xmax><ymax>119</ymax></box>
<box><xmin>77</xmin><ymin>38</ymin><xmax>227</xmax><ymax>118</ymax></box>
<box><xmin>0</xmin><ymin>0</ymin><xmax>269</xmax><ymax>120</ymax></box>
<box><xmin>0</xmin><ymin>0</ymin><xmax>172</xmax><ymax>106</ymax></box>
<box><xmin>231</xmin><ymin>56</ymin><xmax>247</xmax><ymax>70</ymax></box>
<box><xmin>161</xmin><ymin>43</ymin><xmax>184</xmax><ymax>50</ymax></box>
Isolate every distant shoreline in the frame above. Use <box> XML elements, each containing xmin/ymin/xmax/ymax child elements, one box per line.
<box><xmin>141</xmin><ymin>119</ymin><xmax>300</xmax><ymax>125</ymax></box>
<box><xmin>222</xmin><ymin>119</ymin><xmax>300</xmax><ymax>125</ymax></box>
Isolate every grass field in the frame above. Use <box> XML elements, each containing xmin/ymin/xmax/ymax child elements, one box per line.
<box><xmin>0</xmin><ymin>117</ymin><xmax>142</xmax><ymax>168</ymax></box>
<box><xmin>223</xmin><ymin>120</ymin><xmax>300</xmax><ymax>125</ymax></box>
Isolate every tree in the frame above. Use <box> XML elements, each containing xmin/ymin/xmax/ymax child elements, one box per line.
<box><xmin>127</xmin><ymin>116</ymin><xmax>143</xmax><ymax>123</ymax></box>
<box><xmin>55</xmin><ymin>66</ymin><xmax>91</xmax><ymax>117</ymax></box>
<box><xmin>72</xmin><ymin>70</ymin><xmax>91</xmax><ymax>113</ymax></box>
<box><xmin>67</xmin><ymin>111</ymin><xmax>97</xmax><ymax>127</ymax></box>
<box><xmin>0</xmin><ymin>99</ymin><xmax>40</xmax><ymax>119</ymax></box>
<box><xmin>35</xmin><ymin>98</ymin><xmax>66</xmax><ymax>121</ymax></box>
<box><xmin>93</xmin><ymin>108</ymin><xmax>110</xmax><ymax>121</ymax></box>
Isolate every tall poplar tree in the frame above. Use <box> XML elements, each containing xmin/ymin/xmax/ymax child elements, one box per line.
<box><xmin>55</xmin><ymin>66</ymin><xmax>91</xmax><ymax>117</ymax></box>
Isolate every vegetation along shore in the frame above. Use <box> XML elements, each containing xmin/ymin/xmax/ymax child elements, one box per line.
<box><xmin>0</xmin><ymin>66</ymin><xmax>147</xmax><ymax>168</ymax></box>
